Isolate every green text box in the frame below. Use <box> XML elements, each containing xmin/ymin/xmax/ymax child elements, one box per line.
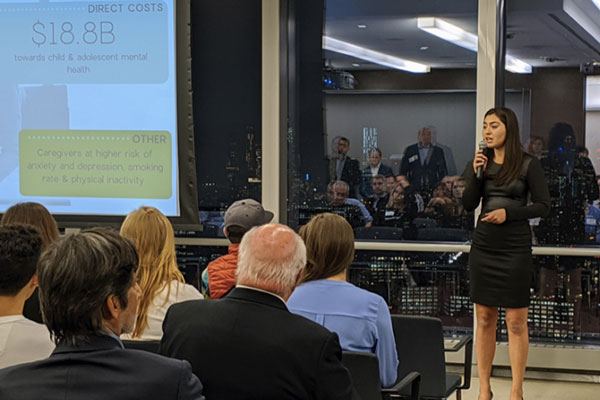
<box><xmin>19</xmin><ymin>130</ymin><xmax>172</xmax><ymax>199</ymax></box>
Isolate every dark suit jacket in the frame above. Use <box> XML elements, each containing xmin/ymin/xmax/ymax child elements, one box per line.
<box><xmin>160</xmin><ymin>287</ymin><xmax>357</xmax><ymax>400</ymax></box>
<box><xmin>400</xmin><ymin>144</ymin><xmax>447</xmax><ymax>194</ymax></box>
<box><xmin>360</xmin><ymin>163</ymin><xmax>394</xmax><ymax>198</ymax></box>
<box><xmin>0</xmin><ymin>335</ymin><xmax>204</xmax><ymax>400</ymax></box>
<box><xmin>330</xmin><ymin>157</ymin><xmax>361</xmax><ymax>197</ymax></box>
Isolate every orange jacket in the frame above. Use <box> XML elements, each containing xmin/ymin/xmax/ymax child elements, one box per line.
<box><xmin>207</xmin><ymin>244</ymin><xmax>239</xmax><ymax>299</ymax></box>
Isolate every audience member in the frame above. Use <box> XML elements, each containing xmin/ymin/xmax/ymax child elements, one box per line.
<box><xmin>396</xmin><ymin>174</ymin><xmax>425</xmax><ymax>214</ymax></box>
<box><xmin>364</xmin><ymin>174</ymin><xmax>390</xmax><ymax>223</ymax></box>
<box><xmin>120</xmin><ymin>206</ymin><xmax>202</xmax><ymax>340</ymax></box>
<box><xmin>380</xmin><ymin>184</ymin><xmax>418</xmax><ymax>238</ymax></box>
<box><xmin>447</xmin><ymin>177</ymin><xmax>474</xmax><ymax>229</ymax></box>
<box><xmin>327</xmin><ymin>181</ymin><xmax>367</xmax><ymax>228</ymax></box>
<box><xmin>400</xmin><ymin>126</ymin><xmax>448</xmax><ymax>199</ymax></box>
<box><xmin>201</xmin><ymin>199</ymin><xmax>273</xmax><ymax>299</ymax></box>
<box><xmin>1</xmin><ymin>202</ymin><xmax>60</xmax><ymax>324</ymax></box>
<box><xmin>360</xmin><ymin>147</ymin><xmax>394</xmax><ymax>198</ymax></box>
<box><xmin>526</xmin><ymin>135</ymin><xmax>545</xmax><ymax>159</ymax></box>
<box><xmin>160</xmin><ymin>223</ymin><xmax>357</xmax><ymax>400</ymax></box>
<box><xmin>430</xmin><ymin>125</ymin><xmax>457</xmax><ymax>175</ymax></box>
<box><xmin>0</xmin><ymin>228</ymin><xmax>205</xmax><ymax>400</ymax></box>
<box><xmin>0</xmin><ymin>225</ymin><xmax>54</xmax><ymax>369</ymax></box>
<box><xmin>288</xmin><ymin>213</ymin><xmax>399</xmax><ymax>387</ymax></box>
<box><xmin>329</xmin><ymin>136</ymin><xmax>361</xmax><ymax>198</ymax></box>
<box><xmin>424</xmin><ymin>183</ymin><xmax>454</xmax><ymax>220</ymax></box>
<box><xmin>441</xmin><ymin>175</ymin><xmax>456</xmax><ymax>193</ymax></box>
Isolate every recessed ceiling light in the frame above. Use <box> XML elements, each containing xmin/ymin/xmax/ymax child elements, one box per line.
<box><xmin>420</xmin><ymin>46</ymin><xmax>429</xmax><ymax>50</ymax></box>
<box><xmin>352</xmin><ymin>63</ymin><xmax>360</xmax><ymax>67</ymax></box>
<box><xmin>323</xmin><ymin>36</ymin><xmax>430</xmax><ymax>73</ymax></box>
<box><xmin>417</xmin><ymin>17</ymin><xmax>532</xmax><ymax>73</ymax></box>
<box><xmin>357</xmin><ymin>24</ymin><xmax>367</xmax><ymax>29</ymax></box>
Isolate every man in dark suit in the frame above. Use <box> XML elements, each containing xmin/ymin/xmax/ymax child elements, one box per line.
<box><xmin>360</xmin><ymin>147</ymin><xmax>394</xmax><ymax>198</ymax></box>
<box><xmin>365</xmin><ymin>174</ymin><xmax>390</xmax><ymax>225</ymax></box>
<box><xmin>329</xmin><ymin>136</ymin><xmax>361</xmax><ymax>198</ymax></box>
<box><xmin>400</xmin><ymin>126</ymin><xmax>447</xmax><ymax>199</ymax></box>
<box><xmin>0</xmin><ymin>228</ymin><xmax>204</xmax><ymax>400</ymax></box>
<box><xmin>160</xmin><ymin>223</ymin><xmax>357</xmax><ymax>400</ymax></box>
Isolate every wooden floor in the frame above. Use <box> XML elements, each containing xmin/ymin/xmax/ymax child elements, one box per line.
<box><xmin>459</xmin><ymin>377</ymin><xmax>599</xmax><ymax>400</ymax></box>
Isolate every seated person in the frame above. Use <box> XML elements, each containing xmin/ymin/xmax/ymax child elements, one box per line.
<box><xmin>396</xmin><ymin>175</ymin><xmax>424</xmax><ymax>214</ymax></box>
<box><xmin>327</xmin><ymin>180</ymin><xmax>367</xmax><ymax>229</ymax></box>
<box><xmin>0</xmin><ymin>228</ymin><xmax>204</xmax><ymax>400</ymax></box>
<box><xmin>360</xmin><ymin>148</ymin><xmax>394</xmax><ymax>198</ymax></box>
<box><xmin>379</xmin><ymin>183</ymin><xmax>418</xmax><ymax>238</ymax></box>
<box><xmin>120</xmin><ymin>206</ymin><xmax>203</xmax><ymax>340</ymax></box>
<box><xmin>1</xmin><ymin>202</ymin><xmax>61</xmax><ymax>324</ymax></box>
<box><xmin>287</xmin><ymin>213</ymin><xmax>399</xmax><ymax>387</ymax></box>
<box><xmin>0</xmin><ymin>225</ymin><xmax>54</xmax><ymax>369</ymax></box>
<box><xmin>447</xmin><ymin>177</ymin><xmax>474</xmax><ymax>230</ymax></box>
<box><xmin>364</xmin><ymin>174</ymin><xmax>390</xmax><ymax>222</ymax></box>
<box><xmin>160</xmin><ymin>223</ymin><xmax>357</xmax><ymax>400</ymax></box>
<box><xmin>424</xmin><ymin>183</ymin><xmax>455</xmax><ymax>223</ymax></box>
<box><xmin>201</xmin><ymin>199</ymin><xmax>274</xmax><ymax>298</ymax></box>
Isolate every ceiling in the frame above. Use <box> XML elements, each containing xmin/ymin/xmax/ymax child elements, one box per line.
<box><xmin>324</xmin><ymin>0</ymin><xmax>600</xmax><ymax>72</ymax></box>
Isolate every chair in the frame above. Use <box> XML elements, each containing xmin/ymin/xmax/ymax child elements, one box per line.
<box><xmin>355</xmin><ymin>226</ymin><xmax>403</xmax><ymax>240</ymax></box>
<box><xmin>391</xmin><ymin>315</ymin><xmax>472</xmax><ymax>400</ymax></box>
<box><xmin>122</xmin><ymin>340</ymin><xmax>161</xmax><ymax>354</ymax></box>
<box><xmin>413</xmin><ymin>218</ymin><xmax>439</xmax><ymax>229</ymax></box>
<box><xmin>342</xmin><ymin>351</ymin><xmax>420</xmax><ymax>400</ymax></box>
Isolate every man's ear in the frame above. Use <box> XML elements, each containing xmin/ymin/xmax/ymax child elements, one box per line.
<box><xmin>222</xmin><ymin>227</ymin><xmax>229</xmax><ymax>238</ymax></box>
<box><xmin>29</xmin><ymin>273</ymin><xmax>39</xmax><ymax>288</ymax></box>
<box><xmin>104</xmin><ymin>294</ymin><xmax>121</xmax><ymax>320</ymax></box>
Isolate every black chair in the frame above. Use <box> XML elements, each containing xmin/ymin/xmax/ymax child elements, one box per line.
<box><xmin>413</xmin><ymin>217</ymin><xmax>439</xmax><ymax>229</ymax></box>
<box><xmin>355</xmin><ymin>226</ymin><xmax>403</xmax><ymax>240</ymax></box>
<box><xmin>342</xmin><ymin>351</ymin><xmax>420</xmax><ymax>400</ymax></box>
<box><xmin>122</xmin><ymin>340</ymin><xmax>161</xmax><ymax>354</ymax></box>
<box><xmin>391</xmin><ymin>315</ymin><xmax>472</xmax><ymax>400</ymax></box>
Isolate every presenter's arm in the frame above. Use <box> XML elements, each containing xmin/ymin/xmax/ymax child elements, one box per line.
<box><xmin>461</xmin><ymin>161</ymin><xmax>483</xmax><ymax>212</ymax></box>
<box><xmin>505</xmin><ymin>157</ymin><xmax>551</xmax><ymax>222</ymax></box>
<box><xmin>375</xmin><ymin>298</ymin><xmax>399</xmax><ymax>388</ymax></box>
<box><xmin>315</xmin><ymin>333</ymin><xmax>359</xmax><ymax>400</ymax></box>
<box><xmin>176</xmin><ymin>360</ymin><xmax>205</xmax><ymax>400</ymax></box>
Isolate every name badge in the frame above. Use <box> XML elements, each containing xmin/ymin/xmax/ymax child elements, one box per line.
<box><xmin>408</xmin><ymin>155</ymin><xmax>418</xmax><ymax>163</ymax></box>
<box><xmin>586</xmin><ymin>218</ymin><xmax>596</xmax><ymax>225</ymax></box>
<box><xmin>385</xmin><ymin>210</ymin><xmax>395</xmax><ymax>217</ymax></box>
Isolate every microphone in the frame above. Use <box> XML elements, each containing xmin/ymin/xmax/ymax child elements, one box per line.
<box><xmin>476</xmin><ymin>140</ymin><xmax>487</xmax><ymax>179</ymax></box>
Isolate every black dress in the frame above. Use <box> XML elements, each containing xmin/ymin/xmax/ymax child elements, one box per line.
<box><xmin>462</xmin><ymin>155</ymin><xmax>550</xmax><ymax>308</ymax></box>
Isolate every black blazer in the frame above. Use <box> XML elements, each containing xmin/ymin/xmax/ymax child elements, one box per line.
<box><xmin>0</xmin><ymin>335</ymin><xmax>204</xmax><ymax>400</ymax></box>
<box><xmin>400</xmin><ymin>144</ymin><xmax>447</xmax><ymax>194</ymax></box>
<box><xmin>160</xmin><ymin>287</ymin><xmax>358</xmax><ymax>400</ymax></box>
<box><xmin>330</xmin><ymin>157</ymin><xmax>361</xmax><ymax>197</ymax></box>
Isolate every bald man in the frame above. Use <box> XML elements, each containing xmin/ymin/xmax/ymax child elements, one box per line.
<box><xmin>160</xmin><ymin>224</ymin><xmax>357</xmax><ymax>400</ymax></box>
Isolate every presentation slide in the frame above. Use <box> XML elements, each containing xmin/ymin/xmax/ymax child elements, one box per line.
<box><xmin>0</xmin><ymin>0</ymin><xmax>179</xmax><ymax>216</ymax></box>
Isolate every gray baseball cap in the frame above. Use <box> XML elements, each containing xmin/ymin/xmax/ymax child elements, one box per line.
<box><xmin>224</xmin><ymin>199</ymin><xmax>274</xmax><ymax>232</ymax></box>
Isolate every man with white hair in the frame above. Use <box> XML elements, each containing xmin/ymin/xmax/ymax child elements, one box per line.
<box><xmin>160</xmin><ymin>224</ymin><xmax>357</xmax><ymax>400</ymax></box>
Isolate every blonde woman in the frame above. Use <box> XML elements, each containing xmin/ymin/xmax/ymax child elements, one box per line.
<box><xmin>287</xmin><ymin>213</ymin><xmax>399</xmax><ymax>387</ymax></box>
<box><xmin>1</xmin><ymin>202</ymin><xmax>60</xmax><ymax>323</ymax></box>
<box><xmin>120</xmin><ymin>206</ymin><xmax>202</xmax><ymax>340</ymax></box>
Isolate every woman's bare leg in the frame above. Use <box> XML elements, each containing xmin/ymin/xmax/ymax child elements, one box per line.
<box><xmin>475</xmin><ymin>304</ymin><xmax>498</xmax><ymax>400</ymax></box>
<box><xmin>505</xmin><ymin>307</ymin><xmax>529</xmax><ymax>400</ymax></box>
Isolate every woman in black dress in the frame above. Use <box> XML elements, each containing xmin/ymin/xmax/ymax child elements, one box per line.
<box><xmin>463</xmin><ymin>107</ymin><xmax>550</xmax><ymax>400</ymax></box>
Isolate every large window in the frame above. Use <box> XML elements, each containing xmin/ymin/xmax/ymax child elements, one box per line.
<box><xmin>287</xmin><ymin>0</ymin><xmax>479</xmax><ymax>243</ymax></box>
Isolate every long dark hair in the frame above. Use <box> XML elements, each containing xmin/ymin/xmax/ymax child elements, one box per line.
<box><xmin>484</xmin><ymin>107</ymin><xmax>524</xmax><ymax>186</ymax></box>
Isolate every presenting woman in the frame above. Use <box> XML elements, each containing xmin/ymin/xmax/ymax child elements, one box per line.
<box><xmin>463</xmin><ymin>107</ymin><xmax>550</xmax><ymax>400</ymax></box>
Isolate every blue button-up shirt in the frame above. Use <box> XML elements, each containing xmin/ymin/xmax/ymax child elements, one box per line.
<box><xmin>287</xmin><ymin>280</ymin><xmax>398</xmax><ymax>387</ymax></box>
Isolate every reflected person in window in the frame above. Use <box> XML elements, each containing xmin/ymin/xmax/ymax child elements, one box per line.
<box><xmin>462</xmin><ymin>107</ymin><xmax>550</xmax><ymax>400</ymax></box>
<box><xmin>287</xmin><ymin>213</ymin><xmax>399</xmax><ymax>387</ymax></box>
<box><xmin>329</xmin><ymin>137</ymin><xmax>361</xmax><ymax>198</ymax></box>
<box><xmin>379</xmin><ymin>183</ymin><xmax>418</xmax><ymax>239</ymax></box>
<box><xmin>326</xmin><ymin>181</ymin><xmax>368</xmax><ymax>229</ymax></box>
<box><xmin>360</xmin><ymin>148</ymin><xmax>394</xmax><ymax>198</ymax></box>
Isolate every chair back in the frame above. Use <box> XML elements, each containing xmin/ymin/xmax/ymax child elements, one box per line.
<box><xmin>341</xmin><ymin>351</ymin><xmax>382</xmax><ymax>400</ymax></box>
<box><xmin>122</xmin><ymin>340</ymin><xmax>161</xmax><ymax>353</ymax></box>
<box><xmin>392</xmin><ymin>315</ymin><xmax>447</xmax><ymax>398</ymax></box>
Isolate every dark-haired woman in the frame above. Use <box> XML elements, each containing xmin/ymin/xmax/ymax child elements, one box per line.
<box><xmin>463</xmin><ymin>107</ymin><xmax>550</xmax><ymax>400</ymax></box>
<box><xmin>287</xmin><ymin>213</ymin><xmax>399</xmax><ymax>387</ymax></box>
